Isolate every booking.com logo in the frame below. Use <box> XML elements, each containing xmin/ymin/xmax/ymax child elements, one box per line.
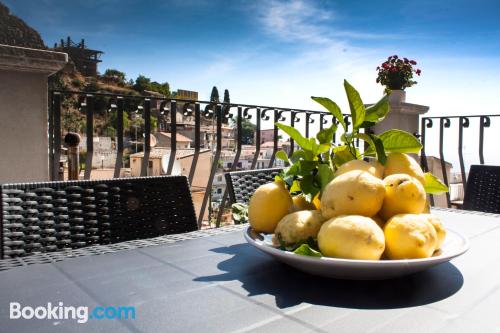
<box><xmin>10</xmin><ymin>302</ymin><xmax>136</xmax><ymax>324</ymax></box>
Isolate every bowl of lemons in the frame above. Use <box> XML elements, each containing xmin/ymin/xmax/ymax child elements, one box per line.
<box><xmin>244</xmin><ymin>154</ymin><xmax>469</xmax><ymax>280</ymax></box>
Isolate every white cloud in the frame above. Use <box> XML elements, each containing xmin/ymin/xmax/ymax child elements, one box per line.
<box><xmin>260</xmin><ymin>0</ymin><xmax>333</xmax><ymax>44</ymax></box>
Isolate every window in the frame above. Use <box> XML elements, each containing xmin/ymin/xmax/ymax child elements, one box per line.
<box><xmin>227</xmin><ymin>162</ymin><xmax>232</xmax><ymax>168</ymax></box>
<box><xmin>237</xmin><ymin>162</ymin><xmax>242</xmax><ymax>168</ymax></box>
<box><xmin>217</xmin><ymin>175</ymin><xmax>222</xmax><ymax>182</ymax></box>
<box><xmin>148</xmin><ymin>161</ymin><xmax>153</xmax><ymax>168</ymax></box>
<box><xmin>217</xmin><ymin>188</ymin><xmax>222</xmax><ymax>194</ymax></box>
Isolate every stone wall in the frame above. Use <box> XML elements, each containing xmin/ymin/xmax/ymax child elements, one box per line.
<box><xmin>0</xmin><ymin>44</ymin><xmax>67</xmax><ymax>182</ymax></box>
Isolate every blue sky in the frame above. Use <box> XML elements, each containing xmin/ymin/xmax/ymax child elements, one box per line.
<box><xmin>5</xmin><ymin>0</ymin><xmax>500</xmax><ymax>166</ymax></box>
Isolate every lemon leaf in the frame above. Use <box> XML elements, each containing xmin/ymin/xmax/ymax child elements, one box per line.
<box><xmin>344</xmin><ymin>80</ymin><xmax>366</xmax><ymax>130</ymax></box>
<box><xmin>363</xmin><ymin>94</ymin><xmax>390</xmax><ymax>124</ymax></box>
<box><xmin>316</xmin><ymin>123</ymin><xmax>337</xmax><ymax>144</ymax></box>
<box><xmin>311</xmin><ymin>97</ymin><xmax>346</xmax><ymax>131</ymax></box>
<box><xmin>275</xmin><ymin>123</ymin><xmax>313</xmax><ymax>152</ymax></box>
<box><xmin>366</xmin><ymin>129</ymin><xmax>422</xmax><ymax>154</ymax></box>
<box><xmin>275</xmin><ymin>150</ymin><xmax>290</xmax><ymax>165</ymax></box>
<box><xmin>424</xmin><ymin>172</ymin><xmax>449</xmax><ymax>194</ymax></box>
<box><xmin>293</xmin><ymin>244</ymin><xmax>322</xmax><ymax>257</ymax></box>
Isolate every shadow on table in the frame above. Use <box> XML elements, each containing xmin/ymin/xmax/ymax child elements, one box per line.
<box><xmin>194</xmin><ymin>243</ymin><xmax>464</xmax><ymax>310</ymax></box>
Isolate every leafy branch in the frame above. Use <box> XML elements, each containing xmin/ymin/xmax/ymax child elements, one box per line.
<box><xmin>275</xmin><ymin>79</ymin><xmax>447</xmax><ymax>201</ymax></box>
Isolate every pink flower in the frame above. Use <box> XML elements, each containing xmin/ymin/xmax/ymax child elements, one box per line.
<box><xmin>393</xmin><ymin>55</ymin><xmax>398</xmax><ymax>59</ymax></box>
<box><xmin>416</xmin><ymin>69</ymin><xmax>421</xmax><ymax>75</ymax></box>
<box><xmin>404</xmin><ymin>57</ymin><xmax>409</xmax><ymax>63</ymax></box>
<box><xmin>382</xmin><ymin>63</ymin><xmax>390</xmax><ymax>69</ymax></box>
<box><xmin>410</xmin><ymin>60</ymin><xmax>417</xmax><ymax>65</ymax></box>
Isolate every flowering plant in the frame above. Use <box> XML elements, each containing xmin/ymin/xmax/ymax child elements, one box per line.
<box><xmin>376</xmin><ymin>55</ymin><xmax>421</xmax><ymax>90</ymax></box>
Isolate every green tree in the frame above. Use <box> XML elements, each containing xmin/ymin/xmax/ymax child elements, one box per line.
<box><xmin>223</xmin><ymin>89</ymin><xmax>230</xmax><ymax>124</ymax></box>
<box><xmin>149</xmin><ymin>81</ymin><xmax>171</xmax><ymax>96</ymax></box>
<box><xmin>232</xmin><ymin>116</ymin><xmax>256</xmax><ymax>145</ymax></box>
<box><xmin>102</xmin><ymin>69</ymin><xmax>127</xmax><ymax>86</ymax></box>
<box><xmin>210</xmin><ymin>86</ymin><xmax>220</xmax><ymax>102</ymax></box>
<box><xmin>133</xmin><ymin>75</ymin><xmax>151</xmax><ymax>92</ymax></box>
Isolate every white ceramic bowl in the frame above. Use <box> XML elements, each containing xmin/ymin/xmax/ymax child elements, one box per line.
<box><xmin>244</xmin><ymin>226</ymin><xmax>469</xmax><ymax>280</ymax></box>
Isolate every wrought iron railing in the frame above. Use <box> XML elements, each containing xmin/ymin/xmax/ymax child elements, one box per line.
<box><xmin>49</xmin><ymin>91</ymin><xmax>500</xmax><ymax>223</ymax></box>
<box><xmin>48</xmin><ymin>90</ymin><xmax>356</xmax><ymax>228</ymax></box>
<box><xmin>420</xmin><ymin>115</ymin><xmax>499</xmax><ymax>207</ymax></box>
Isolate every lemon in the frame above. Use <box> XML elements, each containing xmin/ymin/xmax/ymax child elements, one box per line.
<box><xmin>273</xmin><ymin>210</ymin><xmax>324</xmax><ymax>245</ymax></box>
<box><xmin>379</xmin><ymin>174</ymin><xmax>426</xmax><ymax>220</ymax></box>
<box><xmin>292</xmin><ymin>194</ymin><xmax>317</xmax><ymax>212</ymax></box>
<box><xmin>321</xmin><ymin>170</ymin><xmax>385</xmax><ymax>219</ymax></box>
<box><xmin>384</xmin><ymin>153</ymin><xmax>425</xmax><ymax>185</ymax></box>
<box><xmin>248</xmin><ymin>181</ymin><xmax>293</xmax><ymax>233</ymax></box>
<box><xmin>423</xmin><ymin>196</ymin><xmax>431</xmax><ymax>213</ymax></box>
<box><xmin>318</xmin><ymin>215</ymin><xmax>385</xmax><ymax>260</ymax></box>
<box><xmin>312</xmin><ymin>193</ymin><xmax>321</xmax><ymax>210</ymax></box>
<box><xmin>335</xmin><ymin>159</ymin><xmax>384</xmax><ymax>179</ymax></box>
<box><xmin>384</xmin><ymin>214</ymin><xmax>437</xmax><ymax>259</ymax></box>
<box><xmin>422</xmin><ymin>214</ymin><xmax>446</xmax><ymax>249</ymax></box>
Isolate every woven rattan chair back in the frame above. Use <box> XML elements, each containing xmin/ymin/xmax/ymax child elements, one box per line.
<box><xmin>1</xmin><ymin>176</ymin><xmax>197</xmax><ymax>259</ymax></box>
<box><xmin>463</xmin><ymin>165</ymin><xmax>500</xmax><ymax>213</ymax></box>
<box><xmin>225</xmin><ymin>168</ymin><xmax>283</xmax><ymax>205</ymax></box>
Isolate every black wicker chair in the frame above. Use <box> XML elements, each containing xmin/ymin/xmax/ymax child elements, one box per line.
<box><xmin>463</xmin><ymin>165</ymin><xmax>500</xmax><ymax>214</ymax></box>
<box><xmin>0</xmin><ymin>176</ymin><xmax>197</xmax><ymax>259</ymax></box>
<box><xmin>225</xmin><ymin>168</ymin><xmax>283</xmax><ymax>205</ymax></box>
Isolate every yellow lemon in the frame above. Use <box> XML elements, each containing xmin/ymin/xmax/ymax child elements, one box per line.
<box><xmin>292</xmin><ymin>194</ymin><xmax>317</xmax><ymax>212</ymax></box>
<box><xmin>379</xmin><ymin>174</ymin><xmax>426</xmax><ymax>220</ymax></box>
<box><xmin>312</xmin><ymin>193</ymin><xmax>321</xmax><ymax>210</ymax></box>
<box><xmin>248</xmin><ymin>181</ymin><xmax>293</xmax><ymax>233</ymax></box>
<box><xmin>335</xmin><ymin>159</ymin><xmax>384</xmax><ymax>179</ymax></box>
<box><xmin>273</xmin><ymin>210</ymin><xmax>324</xmax><ymax>246</ymax></box>
<box><xmin>321</xmin><ymin>170</ymin><xmax>385</xmax><ymax>219</ymax></box>
<box><xmin>318</xmin><ymin>215</ymin><xmax>385</xmax><ymax>260</ymax></box>
<box><xmin>423</xmin><ymin>196</ymin><xmax>431</xmax><ymax>213</ymax></box>
<box><xmin>384</xmin><ymin>153</ymin><xmax>425</xmax><ymax>185</ymax></box>
<box><xmin>422</xmin><ymin>214</ymin><xmax>446</xmax><ymax>249</ymax></box>
<box><xmin>384</xmin><ymin>214</ymin><xmax>437</xmax><ymax>259</ymax></box>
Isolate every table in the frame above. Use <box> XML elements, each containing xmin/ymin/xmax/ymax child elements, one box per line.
<box><xmin>0</xmin><ymin>209</ymin><xmax>499</xmax><ymax>333</ymax></box>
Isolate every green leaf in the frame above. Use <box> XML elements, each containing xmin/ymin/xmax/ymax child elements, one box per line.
<box><xmin>231</xmin><ymin>203</ymin><xmax>248</xmax><ymax>224</ymax></box>
<box><xmin>364</xmin><ymin>94</ymin><xmax>390</xmax><ymax>124</ymax></box>
<box><xmin>293</xmin><ymin>244</ymin><xmax>322</xmax><ymax>257</ymax></box>
<box><xmin>276</xmin><ymin>123</ymin><xmax>313</xmax><ymax>151</ymax></box>
<box><xmin>276</xmin><ymin>150</ymin><xmax>290</xmax><ymax>165</ymax></box>
<box><xmin>366</xmin><ymin>129</ymin><xmax>422</xmax><ymax>154</ymax></box>
<box><xmin>332</xmin><ymin>145</ymin><xmax>358</xmax><ymax>167</ymax></box>
<box><xmin>300</xmin><ymin>174</ymin><xmax>320</xmax><ymax>201</ymax></box>
<box><xmin>424</xmin><ymin>172</ymin><xmax>449</xmax><ymax>194</ymax></box>
<box><xmin>299</xmin><ymin>160</ymin><xmax>318</xmax><ymax>175</ymax></box>
<box><xmin>344</xmin><ymin>80</ymin><xmax>366</xmax><ymax>129</ymax></box>
<box><xmin>316</xmin><ymin>164</ymin><xmax>334</xmax><ymax>194</ymax></box>
<box><xmin>316</xmin><ymin>124</ymin><xmax>337</xmax><ymax>144</ymax></box>
<box><xmin>284</xmin><ymin>163</ymin><xmax>300</xmax><ymax>177</ymax></box>
<box><xmin>341</xmin><ymin>132</ymin><xmax>355</xmax><ymax>144</ymax></box>
<box><xmin>311</xmin><ymin>97</ymin><xmax>346</xmax><ymax>131</ymax></box>
<box><xmin>356</xmin><ymin>133</ymin><xmax>387</xmax><ymax>165</ymax></box>
<box><xmin>290</xmin><ymin>150</ymin><xmax>308</xmax><ymax>163</ymax></box>
<box><xmin>290</xmin><ymin>180</ymin><xmax>301</xmax><ymax>193</ymax></box>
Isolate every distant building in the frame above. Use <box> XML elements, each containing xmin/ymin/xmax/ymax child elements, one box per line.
<box><xmin>176</xmin><ymin>89</ymin><xmax>198</xmax><ymax>100</ymax></box>
<box><xmin>53</xmin><ymin>36</ymin><xmax>102</xmax><ymax>77</ymax></box>
<box><xmin>129</xmin><ymin>147</ymin><xmax>211</xmax><ymax>188</ymax></box>
<box><xmin>154</xmin><ymin>131</ymin><xmax>192</xmax><ymax>149</ymax></box>
<box><xmin>256</xmin><ymin>129</ymin><xmax>275</xmax><ymax>144</ymax></box>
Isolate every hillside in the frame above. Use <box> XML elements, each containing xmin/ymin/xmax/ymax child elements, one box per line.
<box><xmin>0</xmin><ymin>2</ymin><xmax>45</xmax><ymax>49</ymax></box>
